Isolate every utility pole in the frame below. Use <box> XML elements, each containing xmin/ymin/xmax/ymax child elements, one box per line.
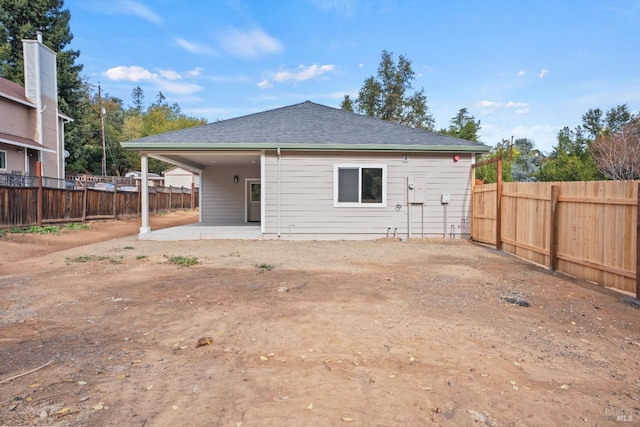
<box><xmin>98</xmin><ymin>84</ymin><xmax>107</xmax><ymax>176</ymax></box>
<box><xmin>510</xmin><ymin>135</ymin><xmax>514</xmax><ymax>160</ymax></box>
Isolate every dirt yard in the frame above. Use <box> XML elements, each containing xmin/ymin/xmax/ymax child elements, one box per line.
<box><xmin>1</xmin><ymin>211</ymin><xmax>639</xmax><ymax>426</ymax></box>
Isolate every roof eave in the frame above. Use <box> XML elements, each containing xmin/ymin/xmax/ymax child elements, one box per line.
<box><xmin>120</xmin><ymin>142</ymin><xmax>491</xmax><ymax>153</ymax></box>
<box><xmin>0</xmin><ymin>92</ymin><xmax>36</xmax><ymax>107</ymax></box>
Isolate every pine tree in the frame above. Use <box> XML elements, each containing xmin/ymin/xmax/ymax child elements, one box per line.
<box><xmin>343</xmin><ymin>50</ymin><xmax>434</xmax><ymax>130</ymax></box>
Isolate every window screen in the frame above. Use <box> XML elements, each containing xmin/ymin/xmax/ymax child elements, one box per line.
<box><xmin>338</xmin><ymin>168</ymin><xmax>359</xmax><ymax>202</ymax></box>
<box><xmin>335</xmin><ymin>164</ymin><xmax>385</xmax><ymax>206</ymax></box>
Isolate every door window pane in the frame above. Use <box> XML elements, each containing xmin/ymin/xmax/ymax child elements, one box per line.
<box><xmin>250</xmin><ymin>183</ymin><xmax>260</xmax><ymax>202</ymax></box>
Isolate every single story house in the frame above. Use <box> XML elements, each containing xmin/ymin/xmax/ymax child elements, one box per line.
<box><xmin>163</xmin><ymin>166</ymin><xmax>200</xmax><ymax>189</ymax></box>
<box><xmin>0</xmin><ymin>33</ymin><xmax>71</xmax><ymax>180</ymax></box>
<box><xmin>125</xmin><ymin>170</ymin><xmax>165</xmax><ymax>186</ymax></box>
<box><xmin>121</xmin><ymin>101</ymin><xmax>490</xmax><ymax>240</ymax></box>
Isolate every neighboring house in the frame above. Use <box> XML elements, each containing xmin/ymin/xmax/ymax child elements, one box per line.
<box><xmin>121</xmin><ymin>101</ymin><xmax>490</xmax><ymax>239</ymax></box>
<box><xmin>0</xmin><ymin>33</ymin><xmax>71</xmax><ymax>179</ymax></box>
<box><xmin>163</xmin><ymin>166</ymin><xmax>200</xmax><ymax>189</ymax></box>
<box><xmin>124</xmin><ymin>170</ymin><xmax>165</xmax><ymax>187</ymax></box>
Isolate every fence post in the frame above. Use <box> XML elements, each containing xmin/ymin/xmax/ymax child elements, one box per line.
<box><xmin>636</xmin><ymin>182</ymin><xmax>639</xmax><ymax>300</ymax></box>
<box><xmin>112</xmin><ymin>183</ymin><xmax>117</xmax><ymax>218</ymax></box>
<box><xmin>36</xmin><ymin>161</ymin><xmax>43</xmax><ymax>226</ymax></box>
<box><xmin>496</xmin><ymin>159</ymin><xmax>502</xmax><ymax>250</ymax></box>
<box><xmin>82</xmin><ymin>175</ymin><xmax>88</xmax><ymax>222</ymax></box>
<box><xmin>549</xmin><ymin>184</ymin><xmax>559</xmax><ymax>271</ymax></box>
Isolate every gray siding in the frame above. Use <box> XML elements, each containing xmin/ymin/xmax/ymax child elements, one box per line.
<box><xmin>263</xmin><ymin>151</ymin><xmax>472</xmax><ymax>239</ymax></box>
<box><xmin>201</xmin><ymin>164</ymin><xmax>260</xmax><ymax>225</ymax></box>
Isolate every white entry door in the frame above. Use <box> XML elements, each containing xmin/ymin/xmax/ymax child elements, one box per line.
<box><xmin>247</xmin><ymin>180</ymin><xmax>261</xmax><ymax>222</ymax></box>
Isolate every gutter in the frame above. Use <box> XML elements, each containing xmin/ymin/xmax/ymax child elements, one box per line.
<box><xmin>120</xmin><ymin>142</ymin><xmax>491</xmax><ymax>153</ymax></box>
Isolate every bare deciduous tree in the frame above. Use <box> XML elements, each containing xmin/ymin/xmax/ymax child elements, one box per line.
<box><xmin>590</xmin><ymin>122</ymin><xmax>640</xmax><ymax>180</ymax></box>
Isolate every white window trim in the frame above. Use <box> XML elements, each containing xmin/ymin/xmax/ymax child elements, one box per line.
<box><xmin>0</xmin><ymin>150</ymin><xmax>6</xmax><ymax>171</ymax></box>
<box><xmin>333</xmin><ymin>163</ymin><xmax>387</xmax><ymax>207</ymax></box>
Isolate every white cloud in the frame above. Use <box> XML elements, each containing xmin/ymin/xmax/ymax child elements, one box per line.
<box><xmin>538</xmin><ymin>69</ymin><xmax>549</xmax><ymax>78</ymax></box>
<box><xmin>205</xmin><ymin>74</ymin><xmax>252</xmax><ymax>83</ymax></box>
<box><xmin>517</xmin><ymin>70</ymin><xmax>526</xmax><ymax>76</ymax></box>
<box><xmin>475</xmin><ymin>100</ymin><xmax>502</xmax><ymax>115</ymax></box>
<box><xmin>257</xmin><ymin>79</ymin><xmax>273</xmax><ymax>90</ymax></box>
<box><xmin>273</xmin><ymin>64</ymin><xmax>335</xmax><ymax>83</ymax></box>
<box><xmin>158</xmin><ymin>69</ymin><xmax>182</xmax><ymax>80</ymax></box>
<box><xmin>259</xmin><ymin>64</ymin><xmax>336</xmax><ymax>88</ymax></box>
<box><xmin>103</xmin><ymin>65</ymin><xmax>204</xmax><ymax>96</ymax></box>
<box><xmin>117</xmin><ymin>0</ymin><xmax>162</xmax><ymax>24</ymax></box>
<box><xmin>104</xmin><ymin>66</ymin><xmax>158</xmax><ymax>82</ymax></box>
<box><xmin>218</xmin><ymin>27</ymin><xmax>283</xmax><ymax>60</ymax></box>
<box><xmin>175</xmin><ymin>38</ymin><xmax>216</xmax><ymax>55</ymax></box>
<box><xmin>311</xmin><ymin>0</ymin><xmax>354</xmax><ymax>15</ymax></box>
<box><xmin>506</xmin><ymin>101</ymin><xmax>530</xmax><ymax>114</ymax></box>
<box><xmin>476</xmin><ymin>100</ymin><xmax>530</xmax><ymax>115</ymax></box>
<box><xmin>155</xmin><ymin>80</ymin><xmax>203</xmax><ymax>95</ymax></box>
<box><xmin>506</xmin><ymin>101</ymin><xmax>528</xmax><ymax>108</ymax></box>
<box><xmin>358</xmin><ymin>63</ymin><xmax>364</xmax><ymax>68</ymax></box>
<box><xmin>186</xmin><ymin>67</ymin><xmax>203</xmax><ymax>78</ymax></box>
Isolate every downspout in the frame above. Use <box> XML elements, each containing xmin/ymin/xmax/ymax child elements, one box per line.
<box><xmin>56</xmin><ymin>118</ymin><xmax>61</xmax><ymax>180</ymax></box>
<box><xmin>406</xmin><ymin>176</ymin><xmax>411</xmax><ymax>239</ymax></box>
<box><xmin>407</xmin><ymin>202</ymin><xmax>411</xmax><ymax>238</ymax></box>
<box><xmin>277</xmin><ymin>147</ymin><xmax>281</xmax><ymax>238</ymax></box>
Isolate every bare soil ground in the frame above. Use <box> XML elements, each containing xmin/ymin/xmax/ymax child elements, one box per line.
<box><xmin>1</xmin><ymin>210</ymin><xmax>639</xmax><ymax>427</ymax></box>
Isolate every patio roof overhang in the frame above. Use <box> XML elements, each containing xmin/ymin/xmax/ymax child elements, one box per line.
<box><xmin>125</xmin><ymin>142</ymin><xmax>490</xmax><ymax>172</ymax></box>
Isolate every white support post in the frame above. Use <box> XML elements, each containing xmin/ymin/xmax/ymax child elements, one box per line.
<box><xmin>139</xmin><ymin>154</ymin><xmax>151</xmax><ymax>234</ymax></box>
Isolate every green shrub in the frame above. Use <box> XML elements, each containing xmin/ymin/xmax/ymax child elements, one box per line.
<box><xmin>165</xmin><ymin>255</ymin><xmax>199</xmax><ymax>267</ymax></box>
<box><xmin>66</xmin><ymin>255</ymin><xmax>121</xmax><ymax>264</ymax></box>
<box><xmin>256</xmin><ymin>263</ymin><xmax>274</xmax><ymax>272</ymax></box>
<box><xmin>28</xmin><ymin>225</ymin><xmax>60</xmax><ymax>234</ymax></box>
<box><xmin>66</xmin><ymin>223</ymin><xmax>89</xmax><ymax>230</ymax></box>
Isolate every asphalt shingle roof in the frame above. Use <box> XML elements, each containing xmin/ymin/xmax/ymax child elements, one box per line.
<box><xmin>123</xmin><ymin>101</ymin><xmax>489</xmax><ymax>151</ymax></box>
<box><xmin>0</xmin><ymin>76</ymin><xmax>34</xmax><ymax>104</ymax></box>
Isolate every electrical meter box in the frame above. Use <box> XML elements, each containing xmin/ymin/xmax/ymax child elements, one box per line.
<box><xmin>407</xmin><ymin>176</ymin><xmax>426</xmax><ymax>203</ymax></box>
<box><xmin>441</xmin><ymin>193</ymin><xmax>450</xmax><ymax>204</ymax></box>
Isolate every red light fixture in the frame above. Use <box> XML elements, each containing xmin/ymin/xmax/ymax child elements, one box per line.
<box><xmin>453</xmin><ymin>154</ymin><xmax>460</xmax><ymax>162</ymax></box>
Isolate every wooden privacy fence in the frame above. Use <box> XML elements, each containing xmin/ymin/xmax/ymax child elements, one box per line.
<box><xmin>471</xmin><ymin>179</ymin><xmax>639</xmax><ymax>298</ymax></box>
<box><xmin>1</xmin><ymin>174</ymin><xmax>198</xmax><ymax>228</ymax></box>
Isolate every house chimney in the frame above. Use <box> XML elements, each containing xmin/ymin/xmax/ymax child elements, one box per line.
<box><xmin>37</xmin><ymin>31</ymin><xmax>42</xmax><ymax>43</ymax></box>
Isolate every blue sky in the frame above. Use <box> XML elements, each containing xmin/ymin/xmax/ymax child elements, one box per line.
<box><xmin>65</xmin><ymin>0</ymin><xmax>640</xmax><ymax>153</ymax></box>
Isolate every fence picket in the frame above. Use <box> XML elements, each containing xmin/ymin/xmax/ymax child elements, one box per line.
<box><xmin>473</xmin><ymin>180</ymin><xmax>638</xmax><ymax>297</ymax></box>
<box><xmin>1</xmin><ymin>173</ymin><xmax>198</xmax><ymax>229</ymax></box>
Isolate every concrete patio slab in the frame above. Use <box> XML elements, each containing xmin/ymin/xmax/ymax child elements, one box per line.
<box><xmin>138</xmin><ymin>223</ymin><xmax>262</xmax><ymax>241</ymax></box>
